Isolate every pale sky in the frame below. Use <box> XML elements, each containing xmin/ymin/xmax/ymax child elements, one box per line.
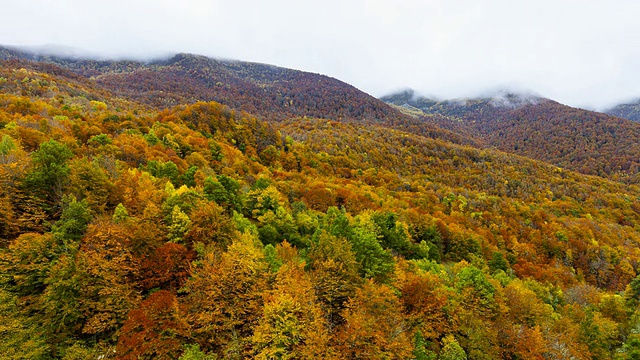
<box><xmin>2</xmin><ymin>0</ymin><xmax>640</xmax><ymax>109</ymax></box>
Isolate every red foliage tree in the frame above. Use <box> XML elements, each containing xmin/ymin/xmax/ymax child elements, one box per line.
<box><xmin>116</xmin><ymin>290</ymin><xmax>187</xmax><ymax>360</ymax></box>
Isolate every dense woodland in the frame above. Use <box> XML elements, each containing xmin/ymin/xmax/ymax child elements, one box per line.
<box><xmin>0</xmin><ymin>55</ymin><xmax>640</xmax><ymax>359</ymax></box>
<box><xmin>0</xmin><ymin>47</ymin><xmax>477</xmax><ymax>149</ymax></box>
<box><xmin>383</xmin><ymin>90</ymin><xmax>640</xmax><ymax>184</ymax></box>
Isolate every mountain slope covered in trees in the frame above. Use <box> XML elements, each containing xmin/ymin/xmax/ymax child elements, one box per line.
<box><xmin>605</xmin><ymin>99</ymin><xmax>640</xmax><ymax>122</ymax></box>
<box><xmin>0</xmin><ymin>46</ymin><xmax>479</xmax><ymax>148</ymax></box>
<box><xmin>383</xmin><ymin>89</ymin><xmax>640</xmax><ymax>183</ymax></box>
<box><xmin>0</xmin><ymin>55</ymin><xmax>640</xmax><ymax>359</ymax></box>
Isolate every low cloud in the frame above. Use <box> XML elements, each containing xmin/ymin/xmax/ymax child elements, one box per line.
<box><xmin>2</xmin><ymin>0</ymin><xmax>640</xmax><ymax>110</ymax></box>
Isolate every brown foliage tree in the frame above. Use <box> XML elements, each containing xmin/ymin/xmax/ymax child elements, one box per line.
<box><xmin>117</xmin><ymin>290</ymin><xmax>187</xmax><ymax>359</ymax></box>
<box><xmin>137</xmin><ymin>243</ymin><xmax>195</xmax><ymax>291</ymax></box>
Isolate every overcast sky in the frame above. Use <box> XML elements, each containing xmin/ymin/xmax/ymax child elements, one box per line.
<box><xmin>2</xmin><ymin>0</ymin><xmax>640</xmax><ymax>109</ymax></box>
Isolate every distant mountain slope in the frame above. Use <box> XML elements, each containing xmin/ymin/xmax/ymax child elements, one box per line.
<box><xmin>0</xmin><ymin>46</ymin><xmax>480</xmax><ymax>147</ymax></box>
<box><xmin>1</xmin><ymin>46</ymin><xmax>390</xmax><ymax>119</ymax></box>
<box><xmin>383</xmin><ymin>89</ymin><xmax>640</xmax><ymax>183</ymax></box>
<box><xmin>604</xmin><ymin>99</ymin><xmax>640</xmax><ymax>122</ymax></box>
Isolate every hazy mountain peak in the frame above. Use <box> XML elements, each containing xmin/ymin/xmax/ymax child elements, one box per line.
<box><xmin>10</xmin><ymin>44</ymin><xmax>97</xmax><ymax>59</ymax></box>
<box><xmin>382</xmin><ymin>87</ymin><xmax>547</xmax><ymax>112</ymax></box>
<box><xmin>604</xmin><ymin>97</ymin><xmax>640</xmax><ymax>122</ymax></box>
<box><xmin>484</xmin><ymin>90</ymin><xmax>544</xmax><ymax>109</ymax></box>
<box><xmin>0</xmin><ymin>44</ymin><xmax>173</xmax><ymax>63</ymax></box>
<box><xmin>380</xmin><ymin>88</ymin><xmax>439</xmax><ymax>109</ymax></box>
<box><xmin>437</xmin><ymin>87</ymin><xmax>545</xmax><ymax>109</ymax></box>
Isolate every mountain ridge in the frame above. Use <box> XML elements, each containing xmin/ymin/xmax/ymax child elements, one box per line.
<box><xmin>383</xmin><ymin>88</ymin><xmax>640</xmax><ymax>183</ymax></box>
<box><xmin>5</xmin><ymin>45</ymin><xmax>640</xmax><ymax>183</ymax></box>
<box><xmin>0</xmin><ymin>45</ymin><xmax>480</xmax><ymax>147</ymax></box>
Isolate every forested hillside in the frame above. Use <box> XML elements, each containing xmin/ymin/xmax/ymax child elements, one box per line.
<box><xmin>606</xmin><ymin>99</ymin><xmax>640</xmax><ymax>122</ymax></box>
<box><xmin>0</xmin><ymin>46</ymin><xmax>478</xmax><ymax>148</ymax></box>
<box><xmin>384</xmin><ymin>89</ymin><xmax>640</xmax><ymax>183</ymax></box>
<box><xmin>1</xmin><ymin>57</ymin><xmax>640</xmax><ymax>359</ymax></box>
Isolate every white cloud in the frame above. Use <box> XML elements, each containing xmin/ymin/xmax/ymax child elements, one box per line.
<box><xmin>2</xmin><ymin>0</ymin><xmax>640</xmax><ymax>109</ymax></box>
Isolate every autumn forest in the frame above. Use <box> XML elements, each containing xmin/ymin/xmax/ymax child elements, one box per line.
<box><xmin>1</xmin><ymin>47</ymin><xmax>640</xmax><ymax>359</ymax></box>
